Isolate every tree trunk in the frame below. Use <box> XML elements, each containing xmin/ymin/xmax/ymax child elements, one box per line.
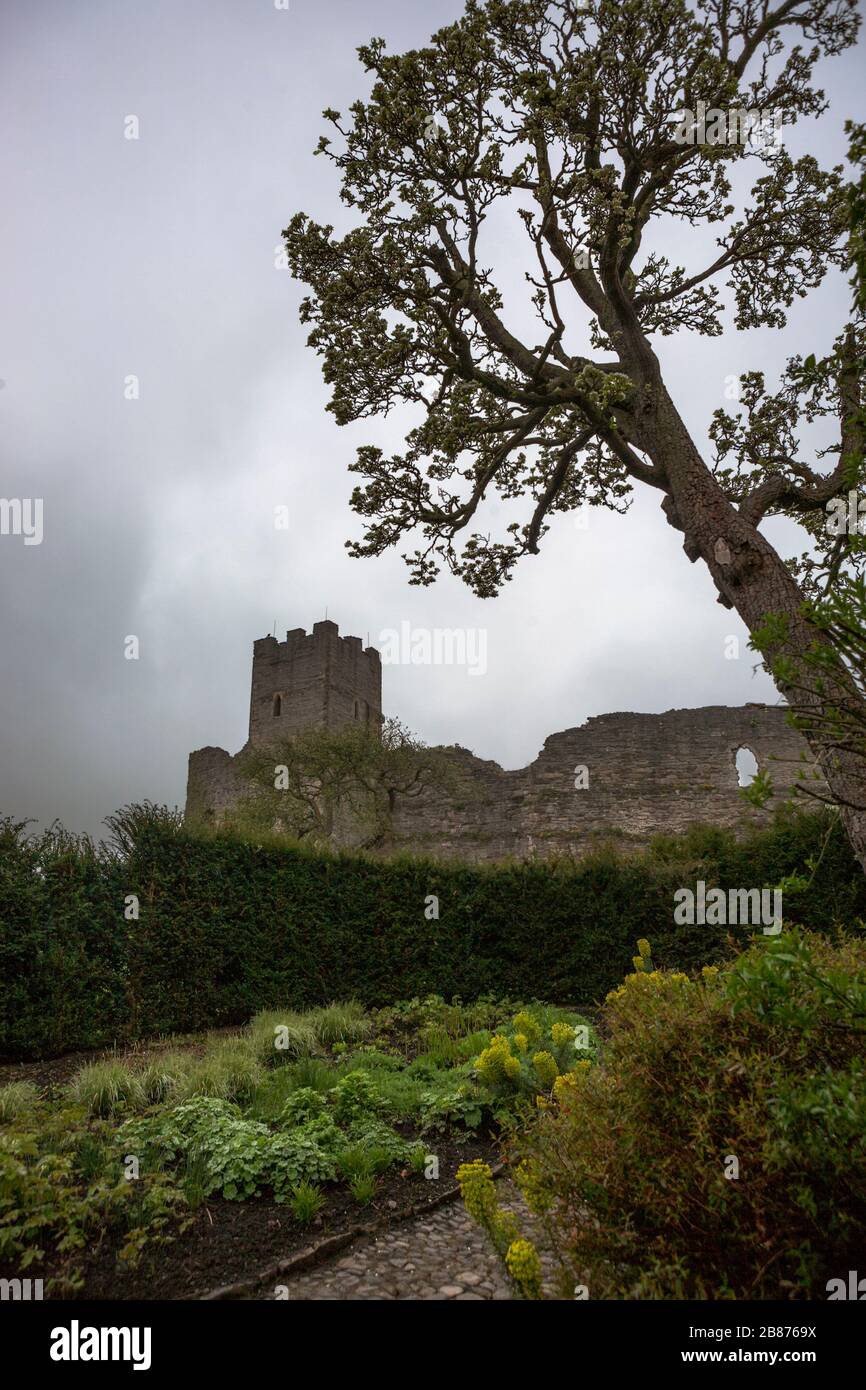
<box><xmin>643</xmin><ymin>386</ymin><xmax>866</xmax><ymax>875</ymax></box>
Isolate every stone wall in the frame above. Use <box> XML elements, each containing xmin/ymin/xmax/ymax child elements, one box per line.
<box><xmin>187</xmin><ymin>649</ymin><xmax>822</xmax><ymax>859</ymax></box>
<box><xmin>386</xmin><ymin>703</ymin><xmax>819</xmax><ymax>862</ymax></box>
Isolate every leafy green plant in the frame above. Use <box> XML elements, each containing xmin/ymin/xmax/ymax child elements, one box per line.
<box><xmin>349</xmin><ymin>1173</ymin><xmax>376</xmax><ymax>1204</ymax></box>
<box><xmin>0</xmin><ymin>1121</ymin><xmax>184</xmax><ymax>1291</ymax></box>
<box><xmin>289</xmin><ymin>1180</ymin><xmax>325</xmax><ymax>1224</ymax></box>
<box><xmin>277</xmin><ymin>1086</ymin><xmax>327</xmax><ymax>1128</ymax></box>
<box><xmin>73</xmin><ymin>1131</ymin><xmax>112</xmax><ymax>1183</ymax></box>
<box><xmin>419</xmin><ymin>1084</ymin><xmax>485</xmax><ymax>1135</ymax></box>
<box><xmin>269</xmin><ymin>1120</ymin><xmax>341</xmax><ymax>1200</ymax></box>
<box><xmin>408</xmin><ymin>1146</ymin><xmax>428</xmax><ymax>1177</ymax></box>
<box><xmin>330</xmin><ymin>1070</ymin><xmax>386</xmax><ymax>1126</ymax></box>
<box><xmin>344</xmin><ymin>1120</ymin><xmax>413</xmax><ymax>1167</ymax></box>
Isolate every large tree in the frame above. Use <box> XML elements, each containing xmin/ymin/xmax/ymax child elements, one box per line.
<box><xmin>284</xmin><ymin>0</ymin><xmax>866</xmax><ymax>868</ymax></box>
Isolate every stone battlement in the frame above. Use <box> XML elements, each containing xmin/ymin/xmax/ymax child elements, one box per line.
<box><xmin>248</xmin><ymin>619</ymin><xmax>382</xmax><ymax>744</ymax></box>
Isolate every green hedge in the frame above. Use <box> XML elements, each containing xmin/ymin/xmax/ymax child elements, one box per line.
<box><xmin>1</xmin><ymin>807</ymin><xmax>864</xmax><ymax>1058</ymax></box>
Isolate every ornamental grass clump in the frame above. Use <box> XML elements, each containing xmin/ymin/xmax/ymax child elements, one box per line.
<box><xmin>248</xmin><ymin>1011</ymin><xmax>318</xmax><ymax>1066</ymax></box>
<box><xmin>511</xmin><ymin>929</ymin><xmax>866</xmax><ymax>1299</ymax></box>
<box><xmin>309</xmin><ymin>1001</ymin><xmax>372</xmax><ymax>1048</ymax></box>
<box><xmin>0</xmin><ymin>1081</ymin><xmax>39</xmax><ymax>1122</ymax></box>
<box><xmin>67</xmin><ymin>1062</ymin><xmax>145</xmax><ymax>1118</ymax></box>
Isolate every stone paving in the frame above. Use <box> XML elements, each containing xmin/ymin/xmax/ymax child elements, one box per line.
<box><xmin>270</xmin><ymin>1199</ymin><xmax>514</xmax><ymax>1300</ymax></box>
<box><xmin>265</xmin><ymin>1185</ymin><xmax>561</xmax><ymax>1301</ymax></box>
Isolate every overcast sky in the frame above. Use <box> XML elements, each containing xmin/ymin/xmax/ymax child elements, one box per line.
<box><xmin>1</xmin><ymin>0</ymin><xmax>862</xmax><ymax>839</ymax></box>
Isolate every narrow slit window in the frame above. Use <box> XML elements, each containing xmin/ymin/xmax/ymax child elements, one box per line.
<box><xmin>273</xmin><ymin>694</ymin><xmax>282</xmax><ymax>717</ymax></box>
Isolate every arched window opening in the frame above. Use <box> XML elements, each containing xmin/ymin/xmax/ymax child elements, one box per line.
<box><xmin>273</xmin><ymin>694</ymin><xmax>282</xmax><ymax>718</ymax></box>
<box><xmin>735</xmin><ymin>746</ymin><xmax>759</xmax><ymax>787</ymax></box>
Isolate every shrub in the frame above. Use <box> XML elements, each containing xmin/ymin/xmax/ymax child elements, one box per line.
<box><xmin>508</xmin><ymin>930</ymin><xmax>866</xmax><ymax>1299</ymax></box>
<box><xmin>3</xmin><ymin>804</ymin><xmax>862</xmax><ymax>1058</ymax></box>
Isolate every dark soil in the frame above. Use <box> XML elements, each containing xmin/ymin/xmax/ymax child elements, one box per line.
<box><xmin>55</xmin><ymin>1133</ymin><xmax>501</xmax><ymax>1301</ymax></box>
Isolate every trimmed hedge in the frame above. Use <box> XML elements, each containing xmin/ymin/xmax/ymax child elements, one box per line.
<box><xmin>1</xmin><ymin>807</ymin><xmax>864</xmax><ymax>1058</ymax></box>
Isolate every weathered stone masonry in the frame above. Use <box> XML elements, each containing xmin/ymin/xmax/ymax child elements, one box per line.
<box><xmin>185</xmin><ymin>620</ymin><xmax>822</xmax><ymax>862</ymax></box>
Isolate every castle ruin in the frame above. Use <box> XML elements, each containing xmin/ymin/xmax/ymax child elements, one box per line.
<box><xmin>185</xmin><ymin>619</ymin><xmax>821</xmax><ymax>861</ymax></box>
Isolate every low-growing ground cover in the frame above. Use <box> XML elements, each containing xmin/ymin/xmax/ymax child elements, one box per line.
<box><xmin>0</xmin><ymin>994</ymin><xmax>594</xmax><ymax>1298</ymax></box>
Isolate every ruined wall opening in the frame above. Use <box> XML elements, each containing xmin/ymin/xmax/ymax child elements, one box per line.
<box><xmin>735</xmin><ymin>746</ymin><xmax>759</xmax><ymax>787</ymax></box>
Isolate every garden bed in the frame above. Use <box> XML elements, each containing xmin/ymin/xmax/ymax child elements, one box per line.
<box><xmin>73</xmin><ymin>1132</ymin><xmax>501</xmax><ymax>1300</ymax></box>
<box><xmin>0</xmin><ymin>994</ymin><xmax>594</xmax><ymax>1300</ymax></box>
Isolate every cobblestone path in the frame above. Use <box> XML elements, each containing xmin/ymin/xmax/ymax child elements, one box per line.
<box><xmin>270</xmin><ymin>1199</ymin><xmax>513</xmax><ymax>1300</ymax></box>
<box><xmin>264</xmin><ymin>1186</ymin><xmax>561</xmax><ymax>1301</ymax></box>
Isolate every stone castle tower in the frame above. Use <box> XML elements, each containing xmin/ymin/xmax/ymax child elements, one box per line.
<box><xmin>248</xmin><ymin>619</ymin><xmax>382</xmax><ymax>744</ymax></box>
<box><xmin>185</xmin><ymin>620</ymin><xmax>382</xmax><ymax>823</ymax></box>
